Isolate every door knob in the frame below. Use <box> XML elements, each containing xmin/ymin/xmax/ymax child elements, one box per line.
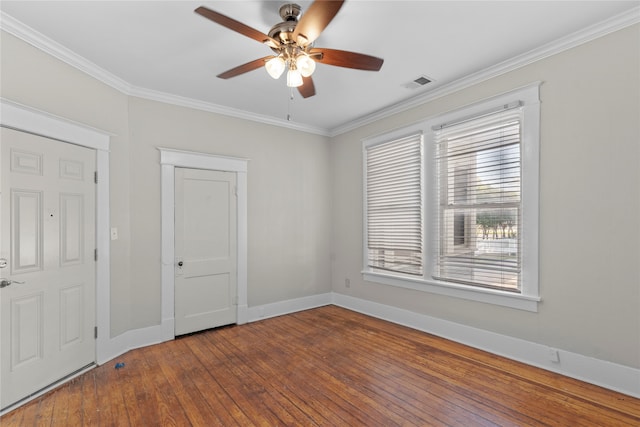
<box><xmin>0</xmin><ymin>258</ymin><xmax>7</xmax><ymax>269</ymax></box>
<box><xmin>0</xmin><ymin>279</ymin><xmax>25</xmax><ymax>288</ymax></box>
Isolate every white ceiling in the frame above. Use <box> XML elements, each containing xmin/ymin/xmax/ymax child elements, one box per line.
<box><xmin>1</xmin><ymin>1</ymin><xmax>638</xmax><ymax>135</ymax></box>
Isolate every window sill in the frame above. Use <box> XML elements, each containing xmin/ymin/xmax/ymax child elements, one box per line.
<box><xmin>362</xmin><ymin>270</ymin><xmax>540</xmax><ymax>312</ymax></box>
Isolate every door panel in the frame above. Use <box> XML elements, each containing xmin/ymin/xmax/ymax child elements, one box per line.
<box><xmin>175</xmin><ymin>168</ymin><xmax>237</xmax><ymax>335</ymax></box>
<box><xmin>10</xmin><ymin>292</ymin><xmax>43</xmax><ymax>369</ymax></box>
<box><xmin>12</xmin><ymin>190</ymin><xmax>43</xmax><ymax>272</ymax></box>
<box><xmin>60</xmin><ymin>193</ymin><xmax>84</xmax><ymax>265</ymax></box>
<box><xmin>1</xmin><ymin>127</ymin><xmax>96</xmax><ymax>410</ymax></box>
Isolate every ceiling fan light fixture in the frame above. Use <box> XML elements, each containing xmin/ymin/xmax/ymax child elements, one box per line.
<box><xmin>286</xmin><ymin>68</ymin><xmax>303</xmax><ymax>87</ymax></box>
<box><xmin>296</xmin><ymin>54</ymin><xmax>316</xmax><ymax>77</ymax></box>
<box><xmin>265</xmin><ymin>56</ymin><xmax>286</xmax><ymax>79</ymax></box>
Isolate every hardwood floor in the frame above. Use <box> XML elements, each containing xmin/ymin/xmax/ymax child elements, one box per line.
<box><xmin>2</xmin><ymin>305</ymin><xmax>639</xmax><ymax>426</ymax></box>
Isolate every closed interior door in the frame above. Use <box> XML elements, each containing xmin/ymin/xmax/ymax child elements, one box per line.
<box><xmin>0</xmin><ymin>127</ymin><xmax>96</xmax><ymax>410</ymax></box>
<box><xmin>174</xmin><ymin>168</ymin><xmax>237</xmax><ymax>335</ymax></box>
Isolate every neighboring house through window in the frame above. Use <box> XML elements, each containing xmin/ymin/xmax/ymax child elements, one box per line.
<box><xmin>363</xmin><ymin>83</ymin><xmax>541</xmax><ymax>311</ymax></box>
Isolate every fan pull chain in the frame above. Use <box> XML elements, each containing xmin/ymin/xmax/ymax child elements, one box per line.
<box><xmin>287</xmin><ymin>88</ymin><xmax>294</xmax><ymax>121</ymax></box>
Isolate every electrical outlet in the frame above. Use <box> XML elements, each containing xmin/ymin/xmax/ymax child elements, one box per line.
<box><xmin>345</xmin><ymin>278</ymin><xmax>351</xmax><ymax>288</ymax></box>
<box><xmin>110</xmin><ymin>227</ymin><xmax>118</xmax><ymax>240</ymax></box>
<box><xmin>548</xmin><ymin>348</ymin><xmax>560</xmax><ymax>363</ymax></box>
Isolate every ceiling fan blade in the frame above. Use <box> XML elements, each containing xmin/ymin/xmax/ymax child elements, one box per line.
<box><xmin>293</xmin><ymin>1</ymin><xmax>345</xmax><ymax>47</ymax></box>
<box><xmin>310</xmin><ymin>48</ymin><xmax>384</xmax><ymax>71</ymax></box>
<box><xmin>195</xmin><ymin>6</ymin><xmax>280</xmax><ymax>48</ymax></box>
<box><xmin>298</xmin><ymin>76</ymin><xmax>316</xmax><ymax>98</ymax></box>
<box><xmin>217</xmin><ymin>56</ymin><xmax>273</xmax><ymax>79</ymax></box>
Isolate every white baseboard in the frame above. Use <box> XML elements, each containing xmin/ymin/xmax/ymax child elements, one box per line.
<box><xmin>95</xmin><ymin>291</ymin><xmax>639</xmax><ymax>398</ymax></box>
<box><xmin>332</xmin><ymin>293</ymin><xmax>640</xmax><ymax>398</ymax></box>
<box><xmin>96</xmin><ymin>320</ymin><xmax>171</xmax><ymax>365</ymax></box>
<box><xmin>97</xmin><ymin>291</ymin><xmax>334</xmax><ymax>366</ymax></box>
<box><xmin>246</xmin><ymin>292</ymin><xmax>333</xmax><ymax>323</ymax></box>
<box><xmin>237</xmin><ymin>304</ymin><xmax>249</xmax><ymax>325</ymax></box>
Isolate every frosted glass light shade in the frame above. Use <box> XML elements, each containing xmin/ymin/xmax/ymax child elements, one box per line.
<box><xmin>265</xmin><ymin>56</ymin><xmax>285</xmax><ymax>79</ymax></box>
<box><xmin>296</xmin><ymin>55</ymin><xmax>316</xmax><ymax>77</ymax></box>
<box><xmin>286</xmin><ymin>69</ymin><xmax>303</xmax><ymax>87</ymax></box>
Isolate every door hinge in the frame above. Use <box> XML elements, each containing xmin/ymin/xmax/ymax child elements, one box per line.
<box><xmin>94</xmin><ymin>171</ymin><xmax>98</xmax><ymax>184</ymax></box>
<box><xmin>94</xmin><ymin>249</ymin><xmax>98</xmax><ymax>261</ymax></box>
<box><xmin>94</xmin><ymin>326</ymin><xmax>98</xmax><ymax>339</ymax></box>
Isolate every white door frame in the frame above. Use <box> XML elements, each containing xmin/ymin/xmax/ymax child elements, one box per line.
<box><xmin>158</xmin><ymin>148</ymin><xmax>248</xmax><ymax>340</ymax></box>
<box><xmin>0</xmin><ymin>99</ymin><xmax>111</xmax><ymax>364</ymax></box>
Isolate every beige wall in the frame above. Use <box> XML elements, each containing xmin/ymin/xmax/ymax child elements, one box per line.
<box><xmin>126</xmin><ymin>97</ymin><xmax>332</xmax><ymax>329</ymax></box>
<box><xmin>2</xmin><ymin>22</ymin><xmax>638</xmax><ymax>370</ymax></box>
<box><xmin>1</xmin><ymin>31</ymin><xmax>332</xmax><ymax>334</ymax></box>
<box><xmin>330</xmin><ymin>24</ymin><xmax>640</xmax><ymax>369</ymax></box>
<box><xmin>1</xmin><ymin>32</ymin><xmax>133</xmax><ymax>336</ymax></box>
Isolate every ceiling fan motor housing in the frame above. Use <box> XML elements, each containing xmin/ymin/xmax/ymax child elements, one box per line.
<box><xmin>269</xmin><ymin>3</ymin><xmax>302</xmax><ymax>45</ymax></box>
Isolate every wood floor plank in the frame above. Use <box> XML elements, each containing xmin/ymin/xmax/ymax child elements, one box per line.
<box><xmin>201</xmin><ymin>329</ymin><xmax>296</xmax><ymax>425</ymax></box>
<box><xmin>64</xmin><ymin>377</ymin><xmax>84</xmax><ymax>426</ymax></box>
<box><xmin>202</xmin><ymin>331</ymin><xmax>320</xmax><ymax>426</ymax></box>
<box><xmin>143</xmin><ymin>342</ymin><xmax>194</xmax><ymax>426</ymax></box>
<box><xmin>2</xmin><ymin>305</ymin><xmax>639</xmax><ymax>426</ymax></box>
<box><xmin>79</xmin><ymin>370</ymin><xmax>99</xmax><ymax>426</ymax></box>
<box><xmin>112</xmin><ymin>347</ymin><xmax>157</xmax><ymax>425</ymax></box>
<box><xmin>245</xmin><ymin>320</ymin><xmax>433</xmax><ymax>426</ymax></box>
<box><xmin>212</xmin><ymin>320</ymin><xmax>362</xmax><ymax>425</ymax></box>
<box><xmin>230</xmin><ymin>321</ymin><xmax>391</xmax><ymax>425</ymax></box>
<box><xmin>33</xmin><ymin>388</ymin><xmax>56</xmax><ymax>427</ymax></box>
<box><xmin>278</xmin><ymin>310</ymin><xmax>515</xmax><ymax>426</ymax></box>
<box><xmin>301</xmin><ymin>308</ymin><xmax>562</xmax><ymax>422</ymax></box>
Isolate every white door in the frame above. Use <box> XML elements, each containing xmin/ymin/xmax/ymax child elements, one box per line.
<box><xmin>174</xmin><ymin>168</ymin><xmax>237</xmax><ymax>335</ymax></box>
<box><xmin>0</xmin><ymin>128</ymin><xmax>96</xmax><ymax>410</ymax></box>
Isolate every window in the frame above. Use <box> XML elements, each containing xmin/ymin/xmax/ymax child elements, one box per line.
<box><xmin>362</xmin><ymin>83</ymin><xmax>540</xmax><ymax>311</ymax></box>
<box><xmin>434</xmin><ymin>104</ymin><xmax>522</xmax><ymax>292</ymax></box>
<box><xmin>365</xmin><ymin>133</ymin><xmax>423</xmax><ymax>276</ymax></box>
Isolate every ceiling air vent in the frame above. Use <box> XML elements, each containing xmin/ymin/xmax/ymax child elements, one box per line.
<box><xmin>403</xmin><ymin>75</ymin><xmax>433</xmax><ymax>90</ymax></box>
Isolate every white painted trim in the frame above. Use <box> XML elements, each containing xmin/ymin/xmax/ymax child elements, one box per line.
<box><xmin>158</xmin><ymin>148</ymin><xmax>249</xmax><ymax>341</ymax></box>
<box><xmin>129</xmin><ymin>86</ymin><xmax>329</xmax><ymax>137</ymax></box>
<box><xmin>0</xmin><ymin>99</ymin><xmax>112</xmax><ymax>150</ymax></box>
<box><xmin>361</xmin><ymin>272</ymin><xmax>540</xmax><ymax>312</ymax></box>
<box><xmin>2</xmin><ymin>7</ymin><xmax>637</xmax><ymax>137</ymax></box>
<box><xmin>0</xmin><ymin>98</ymin><xmax>112</xmax><ymax>384</ymax></box>
<box><xmin>331</xmin><ymin>293</ymin><xmax>640</xmax><ymax>399</ymax></box>
<box><xmin>245</xmin><ymin>293</ymin><xmax>333</xmax><ymax>323</ymax></box>
<box><xmin>96</xmin><ymin>321</ymin><xmax>169</xmax><ymax>366</ymax></box>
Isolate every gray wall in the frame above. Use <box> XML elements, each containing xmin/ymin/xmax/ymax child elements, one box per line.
<box><xmin>330</xmin><ymin>24</ymin><xmax>640</xmax><ymax>369</ymax></box>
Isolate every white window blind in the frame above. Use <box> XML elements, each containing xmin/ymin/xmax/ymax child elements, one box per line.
<box><xmin>366</xmin><ymin>134</ymin><xmax>423</xmax><ymax>275</ymax></box>
<box><xmin>434</xmin><ymin>106</ymin><xmax>522</xmax><ymax>291</ymax></box>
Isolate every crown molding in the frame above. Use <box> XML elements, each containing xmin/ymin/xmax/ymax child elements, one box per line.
<box><xmin>328</xmin><ymin>5</ymin><xmax>640</xmax><ymax>137</ymax></box>
<box><xmin>2</xmin><ymin>6</ymin><xmax>638</xmax><ymax>139</ymax></box>
<box><xmin>0</xmin><ymin>11</ymin><xmax>133</xmax><ymax>94</ymax></box>
<box><xmin>128</xmin><ymin>86</ymin><xmax>329</xmax><ymax>136</ymax></box>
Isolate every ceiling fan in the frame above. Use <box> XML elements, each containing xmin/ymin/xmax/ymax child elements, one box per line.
<box><xmin>195</xmin><ymin>1</ymin><xmax>384</xmax><ymax>98</ymax></box>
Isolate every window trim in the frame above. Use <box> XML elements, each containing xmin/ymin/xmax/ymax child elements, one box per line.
<box><xmin>362</xmin><ymin>82</ymin><xmax>541</xmax><ymax>312</ymax></box>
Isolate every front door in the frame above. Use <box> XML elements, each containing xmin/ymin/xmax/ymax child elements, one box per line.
<box><xmin>174</xmin><ymin>168</ymin><xmax>237</xmax><ymax>335</ymax></box>
<box><xmin>0</xmin><ymin>127</ymin><xmax>96</xmax><ymax>410</ymax></box>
